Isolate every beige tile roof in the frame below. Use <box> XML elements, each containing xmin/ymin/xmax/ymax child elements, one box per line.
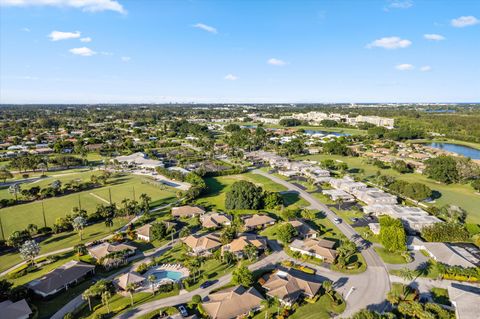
<box><xmin>203</xmin><ymin>286</ymin><xmax>264</xmax><ymax>319</ymax></box>
<box><xmin>262</xmin><ymin>269</ymin><xmax>322</xmax><ymax>302</ymax></box>
<box><xmin>201</xmin><ymin>213</ymin><xmax>232</xmax><ymax>228</ymax></box>
<box><xmin>182</xmin><ymin>233</ymin><xmax>222</xmax><ymax>252</ymax></box>
<box><xmin>136</xmin><ymin>224</ymin><xmax>152</xmax><ymax>238</ymax></box>
<box><xmin>88</xmin><ymin>242</ymin><xmax>137</xmax><ymax>260</ymax></box>
<box><xmin>288</xmin><ymin>219</ymin><xmax>316</xmax><ymax>237</ymax></box>
<box><xmin>117</xmin><ymin>272</ymin><xmax>145</xmax><ymax>290</ymax></box>
<box><xmin>223</xmin><ymin>234</ymin><xmax>267</xmax><ymax>254</ymax></box>
<box><xmin>290</xmin><ymin>238</ymin><xmax>338</xmax><ymax>261</ymax></box>
<box><xmin>172</xmin><ymin>205</ymin><xmax>205</xmax><ymax>218</ymax></box>
<box><xmin>28</xmin><ymin>260</ymin><xmax>95</xmax><ymax>296</ymax></box>
<box><xmin>0</xmin><ymin>299</ymin><xmax>32</xmax><ymax>319</ymax></box>
<box><xmin>244</xmin><ymin>215</ymin><xmax>275</xmax><ymax>228</ymax></box>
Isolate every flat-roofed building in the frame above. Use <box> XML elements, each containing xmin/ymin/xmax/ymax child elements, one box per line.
<box><xmin>448</xmin><ymin>285</ymin><xmax>480</xmax><ymax>319</ymax></box>
<box><xmin>322</xmin><ymin>189</ymin><xmax>355</xmax><ymax>202</ymax></box>
<box><xmin>353</xmin><ymin>188</ymin><xmax>397</xmax><ymax>205</ymax></box>
<box><xmin>114</xmin><ymin>152</ymin><xmax>164</xmax><ymax>169</ymax></box>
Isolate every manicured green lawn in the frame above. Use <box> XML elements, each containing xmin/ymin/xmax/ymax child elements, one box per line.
<box><xmin>301</xmin><ymin>154</ymin><xmax>480</xmax><ymax>224</ymax></box>
<box><xmin>288</xmin><ymin>294</ymin><xmax>346</xmax><ymax>319</ymax></box>
<box><xmin>195</xmin><ymin>173</ymin><xmax>307</xmax><ymax>212</ymax></box>
<box><xmin>0</xmin><ymin>172</ymin><xmax>177</xmax><ymax>239</ymax></box>
<box><xmin>374</xmin><ymin>247</ymin><xmax>407</xmax><ymax>264</ymax></box>
<box><xmin>0</xmin><ymin>218</ymin><xmax>126</xmax><ymax>273</ymax></box>
<box><xmin>430</xmin><ymin>287</ymin><xmax>451</xmax><ymax>306</ymax></box>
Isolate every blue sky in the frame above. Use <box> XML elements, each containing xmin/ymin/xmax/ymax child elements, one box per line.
<box><xmin>0</xmin><ymin>0</ymin><xmax>479</xmax><ymax>103</ymax></box>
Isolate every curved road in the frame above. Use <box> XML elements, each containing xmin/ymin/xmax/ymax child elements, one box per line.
<box><xmin>117</xmin><ymin>170</ymin><xmax>391</xmax><ymax>318</ymax></box>
<box><xmin>254</xmin><ymin>170</ymin><xmax>391</xmax><ymax>316</ymax></box>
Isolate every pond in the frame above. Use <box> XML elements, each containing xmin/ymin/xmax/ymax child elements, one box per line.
<box><xmin>425</xmin><ymin>142</ymin><xmax>480</xmax><ymax>160</ymax></box>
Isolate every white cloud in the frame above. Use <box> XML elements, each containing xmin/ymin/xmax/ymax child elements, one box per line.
<box><xmin>21</xmin><ymin>27</ymin><xmax>30</xmax><ymax>32</ymax></box>
<box><xmin>395</xmin><ymin>63</ymin><xmax>415</xmax><ymax>71</ymax></box>
<box><xmin>69</xmin><ymin>47</ymin><xmax>96</xmax><ymax>56</ymax></box>
<box><xmin>420</xmin><ymin>65</ymin><xmax>431</xmax><ymax>72</ymax></box>
<box><xmin>193</xmin><ymin>23</ymin><xmax>217</xmax><ymax>34</ymax></box>
<box><xmin>388</xmin><ymin>0</ymin><xmax>413</xmax><ymax>9</ymax></box>
<box><xmin>224</xmin><ymin>74</ymin><xmax>238</xmax><ymax>81</ymax></box>
<box><xmin>80</xmin><ymin>37</ymin><xmax>92</xmax><ymax>43</ymax></box>
<box><xmin>121</xmin><ymin>56</ymin><xmax>131</xmax><ymax>62</ymax></box>
<box><xmin>0</xmin><ymin>0</ymin><xmax>126</xmax><ymax>14</ymax></box>
<box><xmin>451</xmin><ymin>16</ymin><xmax>479</xmax><ymax>28</ymax></box>
<box><xmin>424</xmin><ymin>34</ymin><xmax>445</xmax><ymax>41</ymax></box>
<box><xmin>367</xmin><ymin>36</ymin><xmax>412</xmax><ymax>49</ymax></box>
<box><xmin>267</xmin><ymin>58</ymin><xmax>287</xmax><ymax>66</ymax></box>
<box><xmin>49</xmin><ymin>30</ymin><xmax>81</xmax><ymax>41</ymax></box>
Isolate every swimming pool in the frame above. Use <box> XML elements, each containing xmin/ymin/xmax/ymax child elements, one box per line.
<box><xmin>152</xmin><ymin>270</ymin><xmax>183</xmax><ymax>282</ymax></box>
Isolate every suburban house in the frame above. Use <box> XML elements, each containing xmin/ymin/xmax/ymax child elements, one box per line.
<box><xmin>87</xmin><ymin>242</ymin><xmax>137</xmax><ymax>260</ymax></box>
<box><xmin>117</xmin><ymin>272</ymin><xmax>145</xmax><ymax>290</ymax></box>
<box><xmin>136</xmin><ymin>223</ymin><xmax>153</xmax><ymax>242</ymax></box>
<box><xmin>202</xmin><ymin>286</ymin><xmax>264</xmax><ymax>319</ymax></box>
<box><xmin>221</xmin><ymin>234</ymin><xmax>268</xmax><ymax>258</ymax></box>
<box><xmin>136</xmin><ymin>221</ymin><xmax>178</xmax><ymax>242</ymax></box>
<box><xmin>260</xmin><ymin>268</ymin><xmax>322</xmax><ymax>306</ymax></box>
<box><xmin>290</xmin><ymin>238</ymin><xmax>338</xmax><ymax>263</ymax></box>
<box><xmin>28</xmin><ymin>260</ymin><xmax>95</xmax><ymax>297</ymax></box>
<box><xmin>182</xmin><ymin>233</ymin><xmax>222</xmax><ymax>256</ymax></box>
<box><xmin>243</xmin><ymin>215</ymin><xmax>276</xmax><ymax>231</ymax></box>
<box><xmin>0</xmin><ymin>299</ymin><xmax>32</xmax><ymax>319</ymax></box>
<box><xmin>288</xmin><ymin>219</ymin><xmax>317</xmax><ymax>239</ymax></box>
<box><xmin>201</xmin><ymin>212</ymin><xmax>232</xmax><ymax>229</ymax></box>
<box><xmin>447</xmin><ymin>285</ymin><xmax>480</xmax><ymax>319</ymax></box>
<box><xmin>407</xmin><ymin>237</ymin><xmax>478</xmax><ymax>268</ymax></box>
<box><xmin>171</xmin><ymin>205</ymin><xmax>205</xmax><ymax>218</ymax></box>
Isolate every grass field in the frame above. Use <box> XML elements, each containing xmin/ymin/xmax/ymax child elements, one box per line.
<box><xmin>301</xmin><ymin>154</ymin><xmax>480</xmax><ymax>224</ymax></box>
<box><xmin>195</xmin><ymin>173</ymin><xmax>309</xmax><ymax>211</ymax></box>
<box><xmin>288</xmin><ymin>294</ymin><xmax>346</xmax><ymax>319</ymax></box>
<box><xmin>373</xmin><ymin>247</ymin><xmax>407</xmax><ymax>264</ymax></box>
<box><xmin>0</xmin><ymin>171</ymin><xmax>177</xmax><ymax>238</ymax></box>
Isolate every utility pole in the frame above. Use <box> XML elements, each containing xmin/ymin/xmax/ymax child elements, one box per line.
<box><xmin>78</xmin><ymin>194</ymin><xmax>82</xmax><ymax>210</ymax></box>
<box><xmin>42</xmin><ymin>200</ymin><xmax>47</xmax><ymax>228</ymax></box>
<box><xmin>132</xmin><ymin>186</ymin><xmax>136</xmax><ymax>201</ymax></box>
<box><xmin>0</xmin><ymin>215</ymin><xmax>5</xmax><ymax>240</ymax></box>
<box><xmin>108</xmin><ymin>188</ymin><xmax>112</xmax><ymax>205</ymax></box>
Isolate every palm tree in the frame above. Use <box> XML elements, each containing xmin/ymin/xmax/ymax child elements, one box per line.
<box><xmin>72</xmin><ymin>216</ymin><xmax>87</xmax><ymax>241</ymax></box>
<box><xmin>125</xmin><ymin>283</ymin><xmax>136</xmax><ymax>306</ymax></box>
<box><xmin>8</xmin><ymin>183</ymin><xmax>20</xmax><ymax>202</ymax></box>
<box><xmin>322</xmin><ymin>280</ymin><xmax>335</xmax><ymax>302</ymax></box>
<box><xmin>105</xmin><ymin>218</ymin><xmax>114</xmax><ymax>230</ymax></box>
<box><xmin>139</xmin><ymin>193</ymin><xmax>151</xmax><ymax>213</ymax></box>
<box><xmin>398</xmin><ymin>267</ymin><xmax>416</xmax><ymax>297</ymax></box>
<box><xmin>101</xmin><ymin>291</ymin><xmax>112</xmax><ymax>313</ymax></box>
<box><xmin>82</xmin><ymin>288</ymin><xmax>93</xmax><ymax>311</ymax></box>
<box><xmin>261</xmin><ymin>297</ymin><xmax>274</xmax><ymax>319</ymax></box>
<box><xmin>147</xmin><ymin>274</ymin><xmax>156</xmax><ymax>295</ymax></box>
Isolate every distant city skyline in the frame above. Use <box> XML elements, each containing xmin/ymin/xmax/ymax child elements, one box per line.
<box><xmin>0</xmin><ymin>0</ymin><xmax>479</xmax><ymax>103</ymax></box>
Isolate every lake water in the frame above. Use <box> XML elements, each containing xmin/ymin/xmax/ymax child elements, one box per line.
<box><xmin>425</xmin><ymin>142</ymin><xmax>480</xmax><ymax>160</ymax></box>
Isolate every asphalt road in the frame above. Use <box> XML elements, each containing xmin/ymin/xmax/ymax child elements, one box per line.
<box><xmin>253</xmin><ymin>170</ymin><xmax>391</xmax><ymax>317</ymax></box>
<box><xmin>117</xmin><ymin>170</ymin><xmax>392</xmax><ymax>318</ymax></box>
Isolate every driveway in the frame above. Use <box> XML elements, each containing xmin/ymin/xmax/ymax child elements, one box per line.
<box><xmin>253</xmin><ymin>170</ymin><xmax>391</xmax><ymax>317</ymax></box>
